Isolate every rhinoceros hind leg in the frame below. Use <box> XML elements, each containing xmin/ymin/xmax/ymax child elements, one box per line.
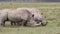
<box><xmin>1</xmin><ymin>21</ymin><xmax>5</xmax><ymax>27</ymax></box>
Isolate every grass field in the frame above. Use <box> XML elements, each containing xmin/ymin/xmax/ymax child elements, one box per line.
<box><xmin>0</xmin><ymin>3</ymin><xmax>60</xmax><ymax>34</ymax></box>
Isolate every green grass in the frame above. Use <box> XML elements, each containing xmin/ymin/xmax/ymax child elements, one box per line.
<box><xmin>0</xmin><ymin>3</ymin><xmax>60</xmax><ymax>34</ymax></box>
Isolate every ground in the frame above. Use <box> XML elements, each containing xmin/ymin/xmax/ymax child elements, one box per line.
<box><xmin>0</xmin><ymin>3</ymin><xmax>60</xmax><ymax>34</ymax></box>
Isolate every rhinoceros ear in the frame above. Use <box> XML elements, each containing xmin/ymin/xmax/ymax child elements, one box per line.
<box><xmin>41</xmin><ymin>12</ymin><xmax>43</xmax><ymax>15</ymax></box>
<box><xmin>32</xmin><ymin>14</ymin><xmax>34</xmax><ymax>17</ymax></box>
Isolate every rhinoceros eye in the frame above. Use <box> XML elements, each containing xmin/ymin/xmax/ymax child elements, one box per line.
<box><xmin>32</xmin><ymin>14</ymin><xmax>34</xmax><ymax>17</ymax></box>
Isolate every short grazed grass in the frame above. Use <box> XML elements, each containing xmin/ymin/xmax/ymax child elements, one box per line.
<box><xmin>0</xmin><ymin>3</ymin><xmax>60</xmax><ymax>34</ymax></box>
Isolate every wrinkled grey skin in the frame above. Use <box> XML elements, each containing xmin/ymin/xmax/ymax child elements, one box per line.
<box><xmin>0</xmin><ymin>9</ymin><xmax>9</xmax><ymax>26</ymax></box>
<box><xmin>0</xmin><ymin>9</ymin><xmax>16</xmax><ymax>26</ymax></box>
<box><xmin>0</xmin><ymin>8</ymin><xmax>47</xmax><ymax>27</ymax></box>
<box><xmin>0</xmin><ymin>9</ymin><xmax>41</xmax><ymax>27</ymax></box>
<box><xmin>17</xmin><ymin>8</ymin><xmax>47</xmax><ymax>26</ymax></box>
<box><xmin>0</xmin><ymin>10</ymin><xmax>2</xmax><ymax>25</ymax></box>
<box><xmin>27</xmin><ymin>8</ymin><xmax>47</xmax><ymax>26</ymax></box>
<box><xmin>8</xmin><ymin>9</ymin><xmax>31</xmax><ymax>26</ymax></box>
<box><xmin>7</xmin><ymin>9</ymin><xmax>40</xmax><ymax>27</ymax></box>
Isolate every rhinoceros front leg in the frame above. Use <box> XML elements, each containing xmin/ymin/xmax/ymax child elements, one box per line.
<box><xmin>11</xmin><ymin>21</ymin><xmax>17</xmax><ymax>26</ymax></box>
<box><xmin>20</xmin><ymin>20</ymin><xmax>27</xmax><ymax>26</ymax></box>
